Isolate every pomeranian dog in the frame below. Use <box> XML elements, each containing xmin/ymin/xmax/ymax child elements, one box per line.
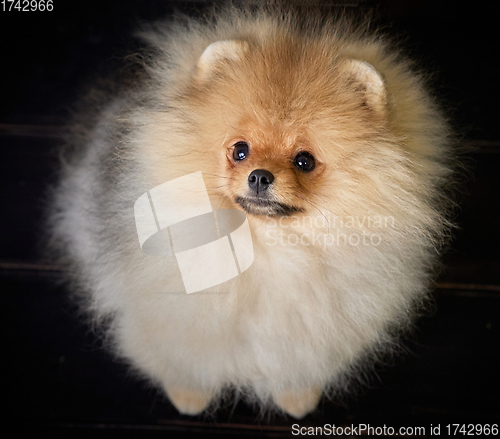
<box><xmin>48</xmin><ymin>2</ymin><xmax>454</xmax><ymax>418</ymax></box>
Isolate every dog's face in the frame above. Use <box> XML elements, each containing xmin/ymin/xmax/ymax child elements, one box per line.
<box><xmin>223</xmin><ymin>121</ymin><xmax>325</xmax><ymax>218</ymax></box>
<box><xmin>183</xmin><ymin>38</ymin><xmax>388</xmax><ymax>219</ymax></box>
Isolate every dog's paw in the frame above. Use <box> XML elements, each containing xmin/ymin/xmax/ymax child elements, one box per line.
<box><xmin>273</xmin><ymin>387</ymin><xmax>322</xmax><ymax>419</ymax></box>
<box><xmin>166</xmin><ymin>386</ymin><xmax>212</xmax><ymax>415</ymax></box>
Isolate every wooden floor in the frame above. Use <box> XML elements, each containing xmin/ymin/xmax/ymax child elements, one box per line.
<box><xmin>1</xmin><ymin>1</ymin><xmax>499</xmax><ymax>437</ymax></box>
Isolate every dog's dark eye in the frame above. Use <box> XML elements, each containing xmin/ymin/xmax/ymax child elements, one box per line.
<box><xmin>233</xmin><ymin>142</ymin><xmax>249</xmax><ymax>161</ymax></box>
<box><xmin>293</xmin><ymin>151</ymin><xmax>316</xmax><ymax>172</ymax></box>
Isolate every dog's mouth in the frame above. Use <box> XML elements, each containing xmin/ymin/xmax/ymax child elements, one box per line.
<box><xmin>235</xmin><ymin>196</ymin><xmax>303</xmax><ymax>217</ymax></box>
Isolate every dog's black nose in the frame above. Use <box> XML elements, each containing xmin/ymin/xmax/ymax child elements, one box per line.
<box><xmin>248</xmin><ymin>169</ymin><xmax>274</xmax><ymax>193</ymax></box>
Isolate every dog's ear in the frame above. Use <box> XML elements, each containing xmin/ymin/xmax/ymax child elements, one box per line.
<box><xmin>339</xmin><ymin>59</ymin><xmax>387</xmax><ymax>115</ymax></box>
<box><xmin>197</xmin><ymin>40</ymin><xmax>249</xmax><ymax>80</ymax></box>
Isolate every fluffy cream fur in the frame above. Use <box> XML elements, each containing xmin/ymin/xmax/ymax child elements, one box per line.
<box><xmin>48</xmin><ymin>3</ymin><xmax>454</xmax><ymax>418</ymax></box>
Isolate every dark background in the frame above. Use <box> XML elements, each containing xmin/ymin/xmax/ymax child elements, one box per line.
<box><xmin>1</xmin><ymin>1</ymin><xmax>499</xmax><ymax>436</ymax></box>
